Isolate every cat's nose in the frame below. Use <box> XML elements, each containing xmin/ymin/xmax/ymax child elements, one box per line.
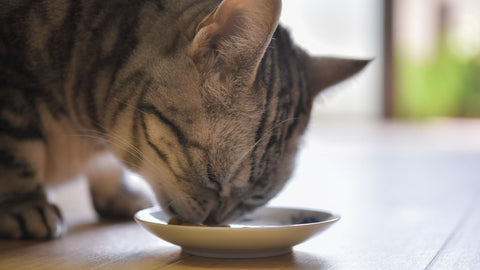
<box><xmin>200</xmin><ymin>200</ymin><xmax>226</xmax><ymax>225</ymax></box>
<box><xmin>203</xmin><ymin>213</ymin><xmax>219</xmax><ymax>225</ymax></box>
<box><xmin>165</xmin><ymin>196</ymin><xmax>217</xmax><ymax>224</ymax></box>
<box><xmin>203</xmin><ymin>200</ymin><xmax>247</xmax><ymax>225</ymax></box>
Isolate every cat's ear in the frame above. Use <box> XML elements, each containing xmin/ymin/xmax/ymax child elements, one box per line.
<box><xmin>306</xmin><ymin>57</ymin><xmax>371</xmax><ymax>97</ymax></box>
<box><xmin>188</xmin><ymin>0</ymin><xmax>281</xmax><ymax>84</ymax></box>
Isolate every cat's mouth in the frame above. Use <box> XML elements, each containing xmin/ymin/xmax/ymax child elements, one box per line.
<box><xmin>159</xmin><ymin>192</ymin><xmax>217</xmax><ymax>224</ymax></box>
<box><xmin>203</xmin><ymin>204</ymin><xmax>246</xmax><ymax>225</ymax></box>
<box><xmin>163</xmin><ymin>196</ymin><xmax>248</xmax><ymax>225</ymax></box>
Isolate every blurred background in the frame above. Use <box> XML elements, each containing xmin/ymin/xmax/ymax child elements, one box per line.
<box><xmin>280</xmin><ymin>0</ymin><xmax>480</xmax><ymax>120</ymax></box>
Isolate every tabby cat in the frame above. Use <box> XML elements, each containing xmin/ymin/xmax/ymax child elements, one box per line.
<box><xmin>0</xmin><ymin>0</ymin><xmax>368</xmax><ymax>239</ymax></box>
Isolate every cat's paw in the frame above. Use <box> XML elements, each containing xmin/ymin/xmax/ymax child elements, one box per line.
<box><xmin>87</xmin><ymin>153</ymin><xmax>154</xmax><ymax>220</ymax></box>
<box><xmin>0</xmin><ymin>201</ymin><xmax>65</xmax><ymax>240</ymax></box>
<box><xmin>91</xmin><ymin>185</ymin><xmax>153</xmax><ymax>220</ymax></box>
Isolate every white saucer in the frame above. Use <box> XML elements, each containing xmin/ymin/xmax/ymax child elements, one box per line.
<box><xmin>134</xmin><ymin>206</ymin><xmax>340</xmax><ymax>258</ymax></box>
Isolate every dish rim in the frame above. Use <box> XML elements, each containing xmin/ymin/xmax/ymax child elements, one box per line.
<box><xmin>134</xmin><ymin>206</ymin><xmax>341</xmax><ymax>230</ymax></box>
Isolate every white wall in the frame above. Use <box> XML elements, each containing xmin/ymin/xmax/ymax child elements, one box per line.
<box><xmin>280</xmin><ymin>0</ymin><xmax>384</xmax><ymax>119</ymax></box>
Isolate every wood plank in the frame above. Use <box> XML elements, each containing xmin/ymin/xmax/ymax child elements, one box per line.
<box><xmin>426</xmin><ymin>191</ymin><xmax>480</xmax><ymax>269</ymax></box>
<box><xmin>299</xmin><ymin>157</ymin><xmax>477</xmax><ymax>269</ymax></box>
<box><xmin>288</xmin><ymin>122</ymin><xmax>480</xmax><ymax>269</ymax></box>
<box><xmin>0</xmin><ymin>221</ymin><xmax>187</xmax><ymax>270</ymax></box>
<box><xmin>159</xmin><ymin>251</ymin><xmax>329</xmax><ymax>270</ymax></box>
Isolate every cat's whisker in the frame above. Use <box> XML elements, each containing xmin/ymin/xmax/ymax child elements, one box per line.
<box><xmin>68</xmin><ymin>128</ymin><xmax>165</xmax><ymax>179</ymax></box>
<box><xmin>66</xmin><ymin>132</ymin><xmax>143</xmax><ymax>166</ymax></box>
<box><xmin>164</xmin><ymin>194</ymin><xmax>198</xmax><ymax>215</ymax></box>
<box><xmin>73</xmin><ymin>120</ymin><xmax>146</xmax><ymax>164</ymax></box>
<box><xmin>112</xmin><ymin>97</ymin><xmax>150</xmax><ymax>116</ymax></box>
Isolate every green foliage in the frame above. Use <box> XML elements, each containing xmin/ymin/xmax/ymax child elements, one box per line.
<box><xmin>395</xmin><ymin>46</ymin><xmax>480</xmax><ymax>118</ymax></box>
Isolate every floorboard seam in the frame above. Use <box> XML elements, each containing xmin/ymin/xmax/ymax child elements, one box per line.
<box><xmin>156</xmin><ymin>251</ymin><xmax>193</xmax><ymax>269</ymax></box>
<box><xmin>424</xmin><ymin>188</ymin><xmax>480</xmax><ymax>270</ymax></box>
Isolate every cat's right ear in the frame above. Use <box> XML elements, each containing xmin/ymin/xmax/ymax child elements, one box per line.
<box><xmin>306</xmin><ymin>57</ymin><xmax>371</xmax><ymax>97</ymax></box>
<box><xmin>187</xmin><ymin>0</ymin><xmax>281</xmax><ymax>84</ymax></box>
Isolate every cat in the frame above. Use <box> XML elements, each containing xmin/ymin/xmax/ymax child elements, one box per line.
<box><xmin>0</xmin><ymin>0</ymin><xmax>368</xmax><ymax>240</ymax></box>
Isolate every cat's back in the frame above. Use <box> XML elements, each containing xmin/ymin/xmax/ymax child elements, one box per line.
<box><xmin>0</xmin><ymin>0</ymin><xmax>222</xmax><ymax>77</ymax></box>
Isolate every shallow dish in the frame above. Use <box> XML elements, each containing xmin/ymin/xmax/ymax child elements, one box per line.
<box><xmin>134</xmin><ymin>206</ymin><xmax>340</xmax><ymax>258</ymax></box>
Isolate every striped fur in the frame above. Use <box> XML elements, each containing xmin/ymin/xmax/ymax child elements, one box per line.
<box><xmin>0</xmin><ymin>0</ymin><xmax>367</xmax><ymax>238</ymax></box>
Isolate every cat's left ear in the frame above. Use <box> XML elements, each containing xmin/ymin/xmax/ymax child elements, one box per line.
<box><xmin>188</xmin><ymin>0</ymin><xmax>282</xmax><ymax>84</ymax></box>
<box><xmin>306</xmin><ymin>57</ymin><xmax>371</xmax><ymax>97</ymax></box>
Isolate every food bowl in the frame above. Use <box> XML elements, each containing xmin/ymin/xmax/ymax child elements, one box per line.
<box><xmin>135</xmin><ymin>206</ymin><xmax>340</xmax><ymax>258</ymax></box>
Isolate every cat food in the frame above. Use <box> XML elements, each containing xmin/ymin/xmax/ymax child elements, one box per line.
<box><xmin>168</xmin><ymin>218</ymin><xmax>230</xmax><ymax>227</ymax></box>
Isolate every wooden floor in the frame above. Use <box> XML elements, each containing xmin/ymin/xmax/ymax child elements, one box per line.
<box><xmin>1</xmin><ymin>119</ymin><xmax>479</xmax><ymax>269</ymax></box>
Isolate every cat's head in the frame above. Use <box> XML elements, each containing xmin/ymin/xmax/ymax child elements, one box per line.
<box><xmin>122</xmin><ymin>0</ymin><xmax>369</xmax><ymax>224</ymax></box>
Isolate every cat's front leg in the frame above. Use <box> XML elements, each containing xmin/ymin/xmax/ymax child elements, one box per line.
<box><xmin>87</xmin><ymin>153</ymin><xmax>154</xmax><ymax>220</ymax></box>
<box><xmin>0</xmin><ymin>145</ymin><xmax>65</xmax><ymax>240</ymax></box>
<box><xmin>0</xmin><ymin>186</ymin><xmax>64</xmax><ymax>240</ymax></box>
